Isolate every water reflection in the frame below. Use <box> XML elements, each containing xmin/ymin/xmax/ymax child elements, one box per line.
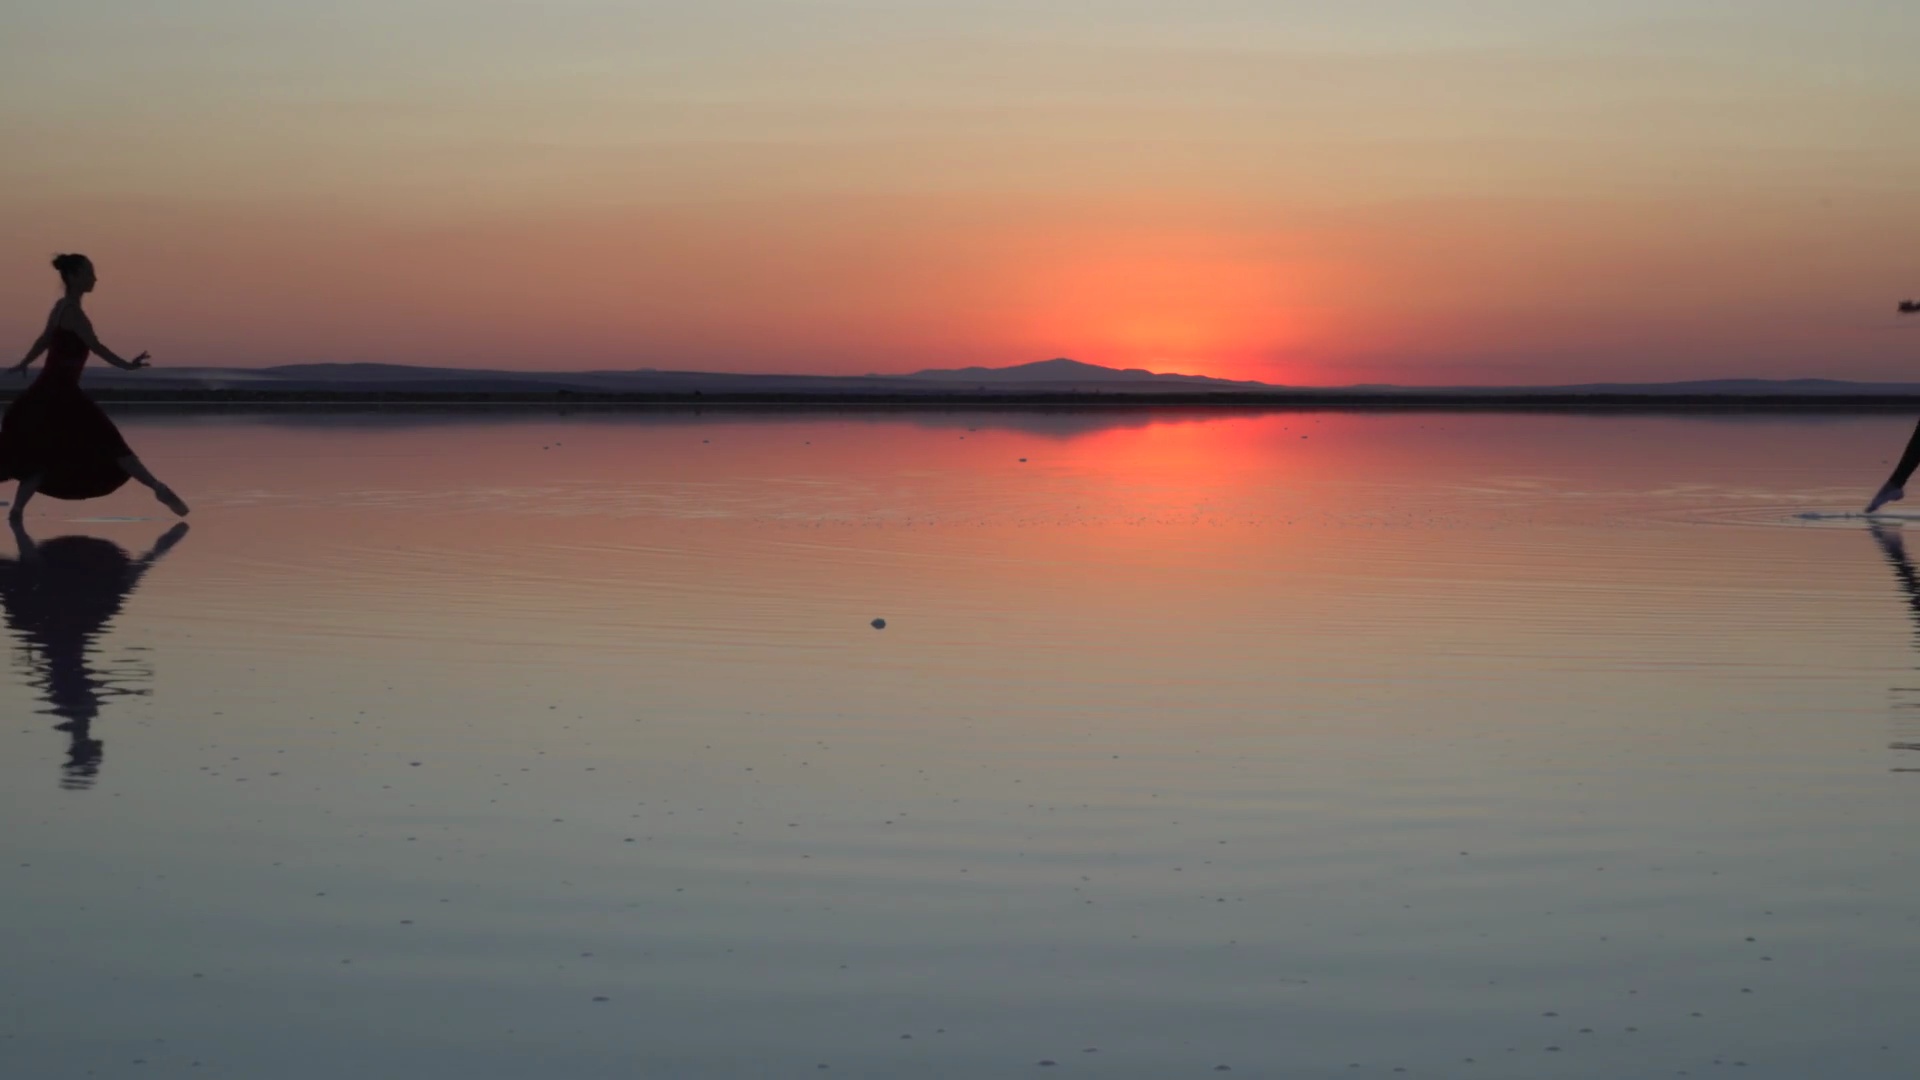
<box><xmin>0</xmin><ymin>521</ymin><xmax>188</xmax><ymax>789</ymax></box>
<box><xmin>1868</xmin><ymin>523</ymin><xmax>1920</xmax><ymax>771</ymax></box>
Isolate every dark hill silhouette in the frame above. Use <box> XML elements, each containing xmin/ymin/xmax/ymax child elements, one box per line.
<box><xmin>907</xmin><ymin>357</ymin><xmax>1264</xmax><ymax>387</ymax></box>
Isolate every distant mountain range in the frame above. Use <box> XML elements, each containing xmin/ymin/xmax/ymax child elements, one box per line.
<box><xmin>908</xmin><ymin>357</ymin><xmax>1265</xmax><ymax>387</ymax></box>
<box><xmin>52</xmin><ymin>357</ymin><xmax>1920</xmax><ymax>400</ymax></box>
<box><xmin>68</xmin><ymin>356</ymin><xmax>1265</xmax><ymax>394</ymax></box>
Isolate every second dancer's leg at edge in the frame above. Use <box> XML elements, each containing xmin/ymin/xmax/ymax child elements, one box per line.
<box><xmin>1868</xmin><ymin>419</ymin><xmax>1920</xmax><ymax>513</ymax></box>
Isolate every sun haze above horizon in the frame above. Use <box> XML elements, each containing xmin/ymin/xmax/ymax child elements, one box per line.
<box><xmin>2</xmin><ymin>1</ymin><xmax>1916</xmax><ymax>386</ymax></box>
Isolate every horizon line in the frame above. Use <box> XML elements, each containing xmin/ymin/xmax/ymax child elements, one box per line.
<box><xmin>77</xmin><ymin>359</ymin><xmax>1920</xmax><ymax>394</ymax></box>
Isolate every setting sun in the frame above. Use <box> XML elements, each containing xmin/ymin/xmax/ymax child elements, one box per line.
<box><xmin>1003</xmin><ymin>222</ymin><xmax>1319</xmax><ymax>382</ymax></box>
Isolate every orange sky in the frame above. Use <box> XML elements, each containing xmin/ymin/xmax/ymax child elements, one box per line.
<box><xmin>2</xmin><ymin>2</ymin><xmax>1917</xmax><ymax>384</ymax></box>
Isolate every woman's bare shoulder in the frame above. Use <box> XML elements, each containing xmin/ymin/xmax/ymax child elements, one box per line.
<box><xmin>47</xmin><ymin>300</ymin><xmax>89</xmax><ymax>331</ymax></box>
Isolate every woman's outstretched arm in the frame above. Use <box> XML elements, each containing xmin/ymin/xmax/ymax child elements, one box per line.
<box><xmin>8</xmin><ymin>332</ymin><xmax>50</xmax><ymax>375</ymax></box>
<box><xmin>64</xmin><ymin>308</ymin><xmax>149</xmax><ymax>370</ymax></box>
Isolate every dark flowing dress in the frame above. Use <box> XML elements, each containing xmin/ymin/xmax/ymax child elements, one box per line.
<box><xmin>0</xmin><ymin>326</ymin><xmax>132</xmax><ymax>499</ymax></box>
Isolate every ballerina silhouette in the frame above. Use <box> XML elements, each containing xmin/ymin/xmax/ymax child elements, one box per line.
<box><xmin>2</xmin><ymin>254</ymin><xmax>189</xmax><ymax>524</ymax></box>
<box><xmin>0</xmin><ymin>520</ymin><xmax>188</xmax><ymax>789</ymax></box>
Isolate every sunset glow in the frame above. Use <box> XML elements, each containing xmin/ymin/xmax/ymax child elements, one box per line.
<box><xmin>3</xmin><ymin>2</ymin><xmax>1916</xmax><ymax>384</ymax></box>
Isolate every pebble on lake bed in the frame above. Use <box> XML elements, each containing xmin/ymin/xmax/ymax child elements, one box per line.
<box><xmin>871</xmin><ymin>618</ymin><xmax>886</xmax><ymax>629</ymax></box>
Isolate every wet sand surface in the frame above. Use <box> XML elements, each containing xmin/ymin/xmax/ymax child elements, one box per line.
<box><xmin>3</xmin><ymin>410</ymin><xmax>1918</xmax><ymax>1078</ymax></box>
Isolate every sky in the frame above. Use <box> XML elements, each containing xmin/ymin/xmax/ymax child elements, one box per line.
<box><xmin>2</xmin><ymin>0</ymin><xmax>1917</xmax><ymax>384</ymax></box>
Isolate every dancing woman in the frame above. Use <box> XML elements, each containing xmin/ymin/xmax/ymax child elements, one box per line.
<box><xmin>2</xmin><ymin>254</ymin><xmax>189</xmax><ymax>524</ymax></box>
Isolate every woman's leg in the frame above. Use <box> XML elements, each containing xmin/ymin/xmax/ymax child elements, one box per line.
<box><xmin>1868</xmin><ymin>419</ymin><xmax>1920</xmax><ymax>512</ymax></box>
<box><xmin>115</xmin><ymin>454</ymin><xmax>189</xmax><ymax>517</ymax></box>
<box><xmin>9</xmin><ymin>473</ymin><xmax>41</xmax><ymax>524</ymax></box>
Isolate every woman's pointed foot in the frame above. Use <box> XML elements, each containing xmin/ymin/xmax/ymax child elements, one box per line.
<box><xmin>155</xmin><ymin>486</ymin><xmax>190</xmax><ymax>517</ymax></box>
<box><xmin>1867</xmin><ymin>483</ymin><xmax>1905</xmax><ymax>514</ymax></box>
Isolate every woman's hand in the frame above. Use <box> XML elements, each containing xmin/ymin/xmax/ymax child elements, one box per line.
<box><xmin>8</xmin><ymin>361</ymin><xmax>29</xmax><ymax>377</ymax></box>
<box><xmin>127</xmin><ymin>352</ymin><xmax>150</xmax><ymax>370</ymax></box>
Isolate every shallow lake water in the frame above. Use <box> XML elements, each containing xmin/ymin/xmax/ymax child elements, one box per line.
<box><xmin>3</xmin><ymin>408</ymin><xmax>1919</xmax><ymax>1078</ymax></box>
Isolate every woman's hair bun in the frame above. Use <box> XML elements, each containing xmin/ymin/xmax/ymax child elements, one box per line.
<box><xmin>51</xmin><ymin>253</ymin><xmax>92</xmax><ymax>279</ymax></box>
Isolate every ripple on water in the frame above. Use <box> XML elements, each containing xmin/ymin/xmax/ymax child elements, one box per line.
<box><xmin>1632</xmin><ymin>499</ymin><xmax>1920</xmax><ymax>530</ymax></box>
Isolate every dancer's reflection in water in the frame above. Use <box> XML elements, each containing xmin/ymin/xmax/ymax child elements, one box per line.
<box><xmin>0</xmin><ymin>520</ymin><xmax>187</xmax><ymax>789</ymax></box>
<box><xmin>1867</xmin><ymin>523</ymin><xmax>1920</xmax><ymax>771</ymax></box>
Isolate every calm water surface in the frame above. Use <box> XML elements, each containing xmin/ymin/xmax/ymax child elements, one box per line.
<box><xmin>3</xmin><ymin>409</ymin><xmax>1919</xmax><ymax>1078</ymax></box>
